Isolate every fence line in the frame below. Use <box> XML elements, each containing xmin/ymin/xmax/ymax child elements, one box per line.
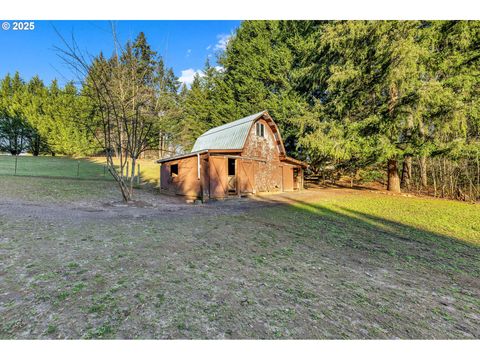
<box><xmin>0</xmin><ymin>155</ymin><xmax>115</xmax><ymax>181</ymax></box>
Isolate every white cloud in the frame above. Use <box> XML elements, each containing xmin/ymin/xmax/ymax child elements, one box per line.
<box><xmin>206</xmin><ymin>45</ymin><xmax>212</xmax><ymax>51</ymax></box>
<box><xmin>186</xmin><ymin>49</ymin><xmax>192</xmax><ymax>57</ymax></box>
<box><xmin>178</xmin><ymin>68</ymin><xmax>204</xmax><ymax>87</ymax></box>
<box><xmin>214</xmin><ymin>33</ymin><xmax>232</xmax><ymax>51</ymax></box>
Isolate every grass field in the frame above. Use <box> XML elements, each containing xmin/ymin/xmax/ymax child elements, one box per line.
<box><xmin>88</xmin><ymin>156</ymin><xmax>160</xmax><ymax>185</ymax></box>
<box><xmin>0</xmin><ymin>173</ymin><xmax>479</xmax><ymax>339</ymax></box>
<box><xmin>0</xmin><ymin>155</ymin><xmax>159</xmax><ymax>185</ymax></box>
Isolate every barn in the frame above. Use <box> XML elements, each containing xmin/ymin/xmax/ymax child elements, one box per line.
<box><xmin>157</xmin><ymin>110</ymin><xmax>307</xmax><ymax>201</ymax></box>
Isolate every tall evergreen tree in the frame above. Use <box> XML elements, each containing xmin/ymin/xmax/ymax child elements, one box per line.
<box><xmin>0</xmin><ymin>72</ymin><xmax>30</xmax><ymax>155</ymax></box>
<box><xmin>219</xmin><ymin>20</ymin><xmax>309</xmax><ymax>156</ymax></box>
<box><xmin>24</xmin><ymin>75</ymin><xmax>49</xmax><ymax>155</ymax></box>
<box><xmin>297</xmin><ymin>21</ymin><xmax>435</xmax><ymax>191</ymax></box>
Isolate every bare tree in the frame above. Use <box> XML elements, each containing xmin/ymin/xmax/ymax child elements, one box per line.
<box><xmin>55</xmin><ymin>27</ymin><xmax>159</xmax><ymax>202</ymax></box>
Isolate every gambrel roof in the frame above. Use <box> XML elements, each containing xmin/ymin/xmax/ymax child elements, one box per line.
<box><xmin>158</xmin><ymin>110</ymin><xmax>306</xmax><ymax>167</ymax></box>
<box><xmin>191</xmin><ymin>111</ymin><xmax>267</xmax><ymax>152</ymax></box>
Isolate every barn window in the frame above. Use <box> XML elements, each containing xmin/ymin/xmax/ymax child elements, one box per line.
<box><xmin>228</xmin><ymin>158</ymin><xmax>236</xmax><ymax>176</ymax></box>
<box><xmin>256</xmin><ymin>122</ymin><xmax>265</xmax><ymax>137</ymax></box>
<box><xmin>170</xmin><ymin>164</ymin><xmax>178</xmax><ymax>177</ymax></box>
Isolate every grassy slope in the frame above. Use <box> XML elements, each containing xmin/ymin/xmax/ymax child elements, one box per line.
<box><xmin>0</xmin><ymin>155</ymin><xmax>112</xmax><ymax>180</ymax></box>
<box><xmin>0</xmin><ymin>155</ymin><xmax>160</xmax><ymax>184</ymax></box>
<box><xmin>88</xmin><ymin>157</ymin><xmax>159</xmax><ymax>185</ymax></box>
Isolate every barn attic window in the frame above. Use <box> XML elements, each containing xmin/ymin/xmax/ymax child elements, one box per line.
<box><xmin>256</xmin><ymin>122</ymin><xmax>265</xmax><ymax>137</ymax></box>
<box><xmin>170</xmin><ymin>164</ymin><xmax>178</xmax><ymax>177</ymax></box>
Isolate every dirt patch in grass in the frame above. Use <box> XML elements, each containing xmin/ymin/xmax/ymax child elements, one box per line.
<box><xmin>0</xmin><ymin>176</ymin><xmax>479</xmax><ymax>339</ymax></box>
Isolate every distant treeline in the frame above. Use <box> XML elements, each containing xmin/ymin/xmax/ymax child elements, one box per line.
<box><xmin>0</xmin><ymin>74</ymin><xmax>99</xmax><ymax>156</ymax></box>
<box><xmin>1</xmin><ymin>21</ymin><xmax>479</xmax><ymax>200</ymax></box>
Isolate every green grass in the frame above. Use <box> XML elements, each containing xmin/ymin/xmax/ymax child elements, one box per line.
<box><xmin>46</xmin><ymin>324</ymin><xmax>57</xmax><ymax>335</ymax></box>
<box><xmin>0</xmin><ymin>154</ymin><xmax>161</xmax><ymax>185</ymax></box>
<box><xmin>0</xmin><ymin>155</ymin><xmax>113</xmax><ymax>180</ymax></box>
<box><xmin>88</xmin><ymin>156</ymin><xmax>159</xmax><ymax>185</ymax></box>
<box><xmin>84</xmin><ymin>323</ymin><xmax>114</xmax><ymax>339</ymax></box>
<box><xmin>287</xmin><ymin>193</ymin><xmax>480</xmax><ymax>246</ymax></box>
<box><xmin>0</xmin><ymin>174</ymin><xmax>119</xmax><ymax>202</ymax></box>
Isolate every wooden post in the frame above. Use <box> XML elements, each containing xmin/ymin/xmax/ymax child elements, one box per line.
<box><xmin>103</xmin><ymin>164</ymin><xmax>106</xmax><ymax>177</ymax></box>
<box><xmin>137</xmin><ymin>163</ymin><xmax>141</xmax><ymax>185</ymax></box>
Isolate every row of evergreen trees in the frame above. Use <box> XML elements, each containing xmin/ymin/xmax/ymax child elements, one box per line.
<box><xmin>0</xmin><ymin>73</ymin><xmax>97</xmax><ymax>156</ymax></box>
<box><xmin>1</xmin><ymin>21</ymin><xmax>478</xmax><ymax>199</ymax></box>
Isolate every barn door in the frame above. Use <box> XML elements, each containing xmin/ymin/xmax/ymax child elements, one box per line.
<box><xmin>238</xmin><ymin>160</ymin><xmax>254</xmax><ymax>194</ymax></box>
<box><xmin>209</xmin><ymin>157</ymin><xmax>228</xmax><ymax>198</ymax></box>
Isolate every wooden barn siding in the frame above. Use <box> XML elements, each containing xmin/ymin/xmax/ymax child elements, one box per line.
<box><xmin>160</xmin><ymin>162</ymin><xmax>171</xmax><ymax>190</ymax></box>
<box><xmin>160</xmin><ymin>156</ymin><xmax>201</xmax><ymax>198</ymax></box>
<box><xmin>282</xmin><ymin>165</ymin><xmax>294</xmax><ymax>191</ymax></box>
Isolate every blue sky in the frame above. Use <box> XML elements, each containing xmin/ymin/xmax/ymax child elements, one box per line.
<box><xmin>0</xmin><ymin>20</ymin><xmax>241</xmax><ymax>87</ymax></box>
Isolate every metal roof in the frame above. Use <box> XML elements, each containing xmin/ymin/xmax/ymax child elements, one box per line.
<box><xmin>191</xmin><ymin>111</ymin><xmax>266</xmax><ymax>152</ymax></box>
<box><xmin>156</xmin><ymin>150</ymin><xmax>207</xmax><ymax>163</ymax></box>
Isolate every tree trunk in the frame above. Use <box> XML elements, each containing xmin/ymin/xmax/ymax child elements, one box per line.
<box><xmin>387</xmin><ymin>159</ymin><xmax>401</xmax><ymax>192</ymax></box>
<box><xmin>106</xmin><ymin>157</ymin><xmax>132</xmax><ymax>202</ymax></box>
<box><xmin>31</xmin><ymin>135</ymin><xmax>41</xmax><ymax>156</ymax></box>
<box><xmin>401</xmin><ymin>155</ymin><xmax>412</xmax><ymax>190</ymax></box>
<box><xmin>158</xmin><ymin>131</ymin><xmax>165</xmax><ymax>159</ymax></box>
<box><xmin>419</xmin><ymin>156</ymin><xmax>428</xmax><ymax>188</ymax></box>
<box><xmin>129</xmin><ymin>157</ymin><xmax>137</xmax><ymax>196</ymax></box>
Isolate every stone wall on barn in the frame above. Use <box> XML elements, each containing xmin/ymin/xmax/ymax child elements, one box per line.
<box><xmin>242</xmin><ymin>119</ymin><xmax>283</xmax><ymax>192</ymax></box>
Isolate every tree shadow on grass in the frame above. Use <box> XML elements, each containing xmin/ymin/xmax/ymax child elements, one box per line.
<box><xmin>84</xmin><ymin>157</ymin><xmax>161</xmax><ymax>187</ymax></box>
<box><xmin>271</xmin><ymin>195</ymin><xmax>480</xmax><ymax>279</ymax></box>
<box><xmin>260</xmin><ymin>195</ymin><xmax>480</xmax><ymax>339</ymax></box>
